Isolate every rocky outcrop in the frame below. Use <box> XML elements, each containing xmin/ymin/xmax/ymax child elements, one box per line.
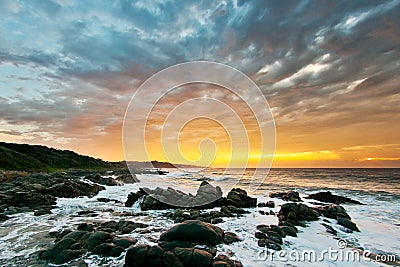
<box><xmin>269</xmin><ymin>191</ymin><xmax>302</xmax><ymax>202</ymax></box>
<box><xmin>125</xmin><ymin>182</ymin><xmax>257</xmax><ymax>210</ymax></box>
<box><xmin>306</xmin><ymin>191</ymin><xmax>363</xmax><ymax>205</ymax></box>
<box><xmin>0</xmin><ymin>173</ymin><xmax>104</xmax><ymax>217</ymax></box>
<box><xmin>315</xmin><ymin>204</ymin><xmax>360</xmax><ymax>232</ymax></box>
<box><xmin>84</xmin><ymin>174</ymin><xmax>119</xmax><ymax>186</ymax></box>
<box><xmin>125</xmin><ymin>220</ymin><xmax>242</xmax><ymax>267</ymax></box>
<box><xmin>40</xmin><ymin>220</ymin><xmax>142</xmax><ymax>264</ymax></box>
<box><xmin>278</xmin><ymin>203</ymin><xmax>320</xmax><ymax>225</ymax></box>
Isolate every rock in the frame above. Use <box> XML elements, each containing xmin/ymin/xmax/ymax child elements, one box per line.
<box><xmin>258</xmin><ymin>201</ymin><xmax>275</xmax><ymax>208</ymax></box>
<box><xmin>77</xmin><ymin>223</ymin><xmax>94</xmax><ymax>232</ymax></box>
<box><xmin>125</xmin><ymin>244</ymin><xmax>150</xmax><ymax>267</ymax></box>
<box><xmin>226</xmin><ymin>188</ymin><xmax>257</xmax><ymax>208</ymax></box>
<box><xmin>337</xmin><ymin>217</ymin><xmax>360</xmax><ymax>232</ymax></box>
<box><xmin>125</xmin><ymin>190</ymin><xmax>146</xmax><ymax>207</ymax></box>
<box><xmin>84</xmin><ymin>174</ymin><xmax>119</xmax><ymax>186</ymax></box>
<box><xmin>39</xmin><ymin>249</ymin><xmax>86</xmax><ymax>264</ymax></box>
<box><xmin>278</xmin><ymin>203</ymin><xmax>320</xmax><ymax>225</ymax></box>
<box><xmin>160</xmin><ymin>220</ymin><xmax>224</xmax><ymax>245</ymax></box>
<box><xmin>280</xmin><ymin>226</ymin><xmax>297</xmax><ymax>237</ymax></box>
<box><xmin>269</xmin><ymin>191</ymin><xmax>301</xmax><ymax>202</ymax></box>
<box><xmin>113</xmin><ymin>237</ymin><xmax>137</xmax><ymax>248</ymax></box>
<box><xmin>211</xmin><ymin>218</ymin><xmax>223</xmax><ymax>224</ymax></box>
<box><xmin>223</xmin><ymin>232</ymin><xmax>240</xmax><ymax>244</ymax></box>
<box><xmin>316</xmin><ymin>204</ymin><xmax>351</xmax><ymax>220</ymax></box>
<box><xmin>0</xmin><ymin>213</ymin><xmax>10</xmax><ymax>221</ymax></box>
<box><xmin>80</xmin><ymin>231</ymin><xmax>113</xmax><ymax>250</ymax></box>
<box><xmin>97</xmin><ymin>197</ymin><xmax>121</xmax><ymax>203</ymax></box>
<box><xmin>255</xmin><ymin>232</ymin><xmax>267</xmax><ymax>239</ymax></box>
<box><xmin>306</xmin><ymin>191</ymin><xmax>363</xmax><ymax>205</ymax></box>
<box><xmin>174</xmin><ymin>247</ymin><xmax>213</xmax><ymax>267</ymax></box>
<box><xmin>92</xmin><ymin>243</ymin><xmax>125</xmax><ymax>257</ymax></box>
<box><xmin>321</xmin><ymin>223</ymin><xmax>337</xmax><ymax>235</ymax></box>
<box><xmin>34</xmin><ymin>208</ymin><xmax>52</xmax><ymax>216</ymax></box>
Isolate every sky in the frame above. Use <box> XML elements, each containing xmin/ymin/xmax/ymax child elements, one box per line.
<box><xmin>0</xmin><ymin>0</ymin><xmax>399</xmax><ymax>168</ymax></box>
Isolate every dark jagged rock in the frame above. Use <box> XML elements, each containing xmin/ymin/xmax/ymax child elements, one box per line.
<box><xmin>0</xmin><ymin>172</ymin><xmax>104</xmax><ymax>216</ymax></box>
<box><xmin>226</xmin><ymin>188</ymin><xmax>257</xmax><ymax>208</ymax></box>
<box><xmin>321</xmin><ymin>223</ymin><xmax>337</xmax><ymax>235</ymax></box>
<box><xmin>97</xmin><ymin>197</ymin><xmax>121</xmax><ymax>203</ymax></box>
<box><xmin>84</xmin><ymin>174</ymin><xmax>119</xmax><ymax>186</ymax></box>
<box><xmin>269</xmin><ymin>191</ymin><xmax>302</xmax><ymax>202</ymax></box>
<box><xmin>315</xmin><ymin>204</ymin><xmax>351</xmax><ymax>220</ymax></box>
<box><xmin>125</xmin><ymin>182</ymin><xmax>256</xmax><ymax>211</ymax></box>
<box><xmin>337</xmin><ymin>217</ymin><xmax>360</xmax><ymax>232</ymax></box>
<box><xmin>306</xmin><ymin>191</ymin><xmax>363</xmax><ymax>205</ymax></box>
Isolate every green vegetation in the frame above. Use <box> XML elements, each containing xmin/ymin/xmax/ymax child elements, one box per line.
<box><xmin>0</xmin><ymin>142</ymin><xmax>122</xmax><ymax>172</ymax></box>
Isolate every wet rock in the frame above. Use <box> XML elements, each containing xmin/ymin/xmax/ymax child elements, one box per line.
<box><xmin>77</xmin><ymin>223</ymin><xmax>94</xmax><ymax>232</ymax></box>
<box><xmin>211</xmin><ymin>218</ymin><xmax>223</xmax><ymax>224</ymax></box>
<box><xmin>124</xmin><ymin>244</ymin><xmax>151</xmax><ymax>267</ymax></box>
<box><xmin>223</xmin><ymin>232</ymin><xmax>240</xmax><ymax>244</ymax></box>
<box><xmin>316</xmin><ymin>204</ymin><xmax>351</xmax><ymax>220</ymax></box>
<box><xmin>113</xmin><ymin>237</ymin><xmax>137</xmax><ymax>248</ymax></box>
<box><xmin>255</xmin><ymin>232</ymin><xmax>266</xmax><ymax>239</ymax></box>
<box><xmin>92</xmin><ymin>243</ymin><xmax>125</xmax><ymax>257</ymax></box>
<box><xmin>226</xmin><ymin>188</ymin><xmax>257</xmax><ymax>208</ymax></box>
<box><xmin>39</xmin><ymin>249</ymin><xmax>86</xmax><ymax>264</ymax></box>
<box><xmin>0</xmin><ymin>213</ymin><xmax>10</xmax><ymax>221</ymax></box>
<box><xmin>97</xmin><ymin>197</ymin><xmax>121</xmax><ymax>203</ymax></box>
<box><xmin>306</xmin><ymin>191</ymin><xmax>363</xmax><ymax>205</ymax></box>
<box><xmin>321</xmin><ymin>223</ymin><xmax>337</xmax><ymax>235</ymax></box>
<box><xmin>125</xmin><ymin>190</ymin><xmax>146</xmax><ymax>207</ymax></box>
<box><xmin>269</xmin><ymin>191</ymin><xmax>302</xmax><ymax>202</ymax></box>
<box><xmin>337</xmin><ymin>217</ymin><xmax>360</xmax><ymax>232</ymax></box>
<box><xmin>34</xmin><ymin>208</ymin><xmax>52</xmax><ymax>216</ymax></box>
<box><xmin>278</xmin><ymin>203</ymin><xmax>320</xmax><ymax>225</ymax></box>
<box><xmin>84</xmin><ymin>174</ymin><xmax>119</xmax><ymax>186</ymax></box>
<box><xmin>257</xmin><ymin>200</ymin><xmax>275</xmax><ymax>208</ymax></box>
<box><xmin>160</xmin><ymin>220</ymin><xmax>224</xmax><ymax>246</ymax></box>
<box><xmin>80</xmin><ymin>231</ymin><xmax>113</xmax><ymax>251</ymax></box>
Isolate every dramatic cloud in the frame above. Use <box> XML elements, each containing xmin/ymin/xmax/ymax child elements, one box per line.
<box><xmin>0</xmin><ymin>0</ymin><xmax>399</xmax><ymax>166</ymax></box>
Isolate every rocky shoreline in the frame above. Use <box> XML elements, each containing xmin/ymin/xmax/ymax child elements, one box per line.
<box><xmin>2</xmin><ymin>171</ymin><xmax>394</xmax><ymax>266</ymax></box>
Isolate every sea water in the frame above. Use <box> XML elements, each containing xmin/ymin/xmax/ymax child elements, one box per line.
<box><xmin>0</xmin><ymin>168</ymin><xmax>399</xmax><ymax>266</ymax></box>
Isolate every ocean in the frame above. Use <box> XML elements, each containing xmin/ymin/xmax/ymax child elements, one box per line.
<box><xmin>0</xmin><ymin>168</ymin><xmax>399</xmax><ymax>266</ymax></box>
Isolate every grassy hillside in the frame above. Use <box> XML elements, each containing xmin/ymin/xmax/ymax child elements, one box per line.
<box><xmin>0</xmin><ymin>142</ymin><xmax>121</xmax><ymax>172</ymax></box>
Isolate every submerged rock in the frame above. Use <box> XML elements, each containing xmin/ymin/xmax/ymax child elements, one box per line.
<box><xmin>306</xmin><ymin>191</ymin><xmax>363</xmax><ymax>205</ymax></box>
<box><xmin>269</xmin><ymin>191</ymin><xmax>302</xmax><ymax>202</ymax></box>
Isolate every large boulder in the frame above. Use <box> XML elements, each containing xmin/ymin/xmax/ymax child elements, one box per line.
<box><xmin>226</xmin><ymin>188</ymin><xmax>257</xmax><ymax>208</ymax></box>
<box><xmin>306</xmin><ymin>191</ymin><xmax>363</xmax><ymax>205</ymax></box>
<box><xmin>278</xmin><ymin>203</ymin><xmax>320</xmax><ymax>225</ymax></box>
<box><xmin>159</xmin><ymin>220</ymin><xmax>224</xmax><ymax>245</ymax></box>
